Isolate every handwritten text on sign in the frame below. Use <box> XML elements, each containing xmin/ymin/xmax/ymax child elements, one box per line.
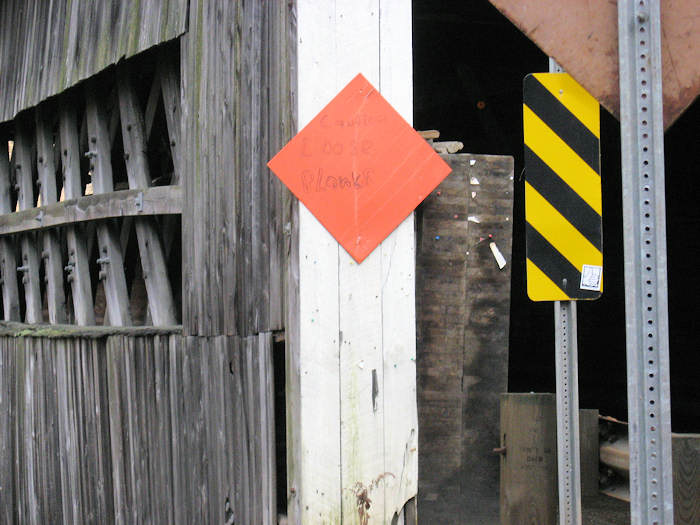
<box><xmin>267</xmin><ymin>73</ymin><xmax>451</xmax><ymax>263</ymax></box>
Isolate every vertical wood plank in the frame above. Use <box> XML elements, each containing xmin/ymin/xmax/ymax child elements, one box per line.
<box><xmin>266</xmin><ymin>0</ymin><xmax>288</xmax><ymax>331</ymax></box>
<box><xmin>179</xmin><ymin>7</ymin><xmax>203</xmax><ymax>335</ymax></box>
<box><xmin>55</xmin><ymin>338</ymin><xmax>84</xmax><ymax>523</ymax></box>
<box><xmin>91</xmin><ymin>337</ymin><xmax>114</xmax><ymax>522</ymax></box>
<box><xmin>14</xmin><ymin>118</ymin><xmax>43</xmax><ymax>323</ymax></box>
<box><xmin>42</xmin><ymin>341</ymin><xmax>65</xmax><ymax>522</ymax></box>
<box><xmin>0</xmin><ymin>133</ymin><xmax>20</xmax><ymax>320</ymax></box>
<box><xmin>378</xmin><ymin>4</ymin><xmax>420</xmax><ymax>517</ymax></box>
<box><xmin>249</xmin><ymin>0</ymin><xmax>270</xmax><ymax>334</ymax></box>
<box><xmin>292</xmin><ymin>1</ymin><xmax>343</xmax><ymax>522</ymax></box>
<box><xmin>85</xmin><ymin>85</ymin><xmax>132</xmax><ymax>326</ymax></box>
<box><xmin>106</xmin><ymin>336</ymin><xmax>127</xmax><ymax>525</ymax></box>
<box><xmin>258</xmin><ymin>332</ymin><xmax>277</xmax><ymax>525</ymax></box>
<box><xmin>205</xmin><ymin>336</ymin><xmax>227</xmax><ymax>525</ymax></box>
<box><xmin>168</xmin><ymin>334</ymin><xmax>186</xmax><ymax>523</ymax></box>
<box><xmin>117</xmin><ymin>64</ymin><xmax>177</xmax><ymax>326</ymax></box>
<box><xmin>231</xmin><ymin>336</ymin><xmax>251</xmax><ymax>525</ymax></box>
<box><xmin>35</xmin><ymin>106</ymin><xmax>68</xmax><ymax>324</ymax></box>
<box><xmin>0</xmin><ymin>338</ymin><xmax>17</xmax><ymax>523</ymax></box>
<box><xmin>13</xmin><ymin>337</ymin><xmax>28</xmax><ymax>521</ymax></box>
<box><xmin>59</xmin><ymin>103</ymin><xmax>95</xmax><ymax>325</ymax></box>
<box><xmin>153</xmin><ymin>335</ymin><xmax>174</xmax><ymax>525</ymax></box>
<box><xmin>21</xmin><ymin>338</ymin><xmax>41</xmax><ymax>524</ymax></box>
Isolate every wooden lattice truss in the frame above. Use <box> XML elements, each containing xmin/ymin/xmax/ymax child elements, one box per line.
<box><xmin>0</xmin><ymin>48</ymin><xmax>182</xmax><ymax>327</ymax></box>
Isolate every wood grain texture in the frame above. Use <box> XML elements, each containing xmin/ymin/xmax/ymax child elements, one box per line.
<box><xmin>0</xmin><ymin>328</ymin><xmax>277</xmax><ymax>524</ymax></box>
<box><xmin>0</xmin><ymin>131</ymin><xmax>20</xmax><ymax>320</ymax></box>
<box><xmin>0</xmin><ymin>0</ymin><xmax>187</xmax><ymax>123</ymax></box>
<box><xmin>85</xmin><ymin>86</ymin><xmax>131</xmax><ymax>326</ymax></box>
<box><xmin>117</xmin><ymin>65</ymin><xmax>176</xmax><ymax>326</ymax></box>
<box><xmin>35</xmin><ymin>107</ymin><xmax>68</xmax><ymax>324</ymax></box>
<box><xmin>0</xmin><ymin>186</ymin><xmax>182</xmax><ymax>236</ymax></box>
<box><xmin>416</xmin><ymin>154</ymin><xmax>514</xmax><ymax>524</ymax></box>
<box><xmin>59</xmin><ymin>103</ymin><xmax>95</xmax><ymax>325</ymax></box>
<box><xmin>181</xmin><ymin>0</ymin><xmax>293</xmax><ymax>337</ymax></box>
<box><xmin>499</xmin><ymin>393</ymin><xmax>557</xmax><ymax>525</ymax></box>
<box><xmin>13</xmin><ymin>119</ymin><xmax>43</xmax><ymax>324</ymax></box>
<box><xmin>290</xmin><ymin>1</ymin><xmax>418</xmax><ymax>523</ymax></box>
<box><xmin>673</xmin><ymin>433</ymin><xmax>700</xmax><ymax>525</ymax></box>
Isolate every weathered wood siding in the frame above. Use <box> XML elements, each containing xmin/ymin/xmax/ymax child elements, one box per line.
<box><xmin>0</xmin><ymin>326</ymin><xmax>275</xmax><ymax>524</ymax></box>
<box><xmin>181</xmin><ymin>0</ymin><xmax>296</xmax><ymax>337</ymax></box>
<box><xmin>416</xmin><ymin>154</ymin><xmax>514</xmax><ymax>524</ymax></box>
<box><xmin>0</xmin><ymin>0</ymin><xmax>187</xmax><ymax>123</ymax></box>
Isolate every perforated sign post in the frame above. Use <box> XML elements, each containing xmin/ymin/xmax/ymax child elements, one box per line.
<box><xmin>618</xmin><ymin>1</ymin><xmax>674</xmax><ymax>522</ymax></box>
<box><xmin>524</xmin><ymin>61</ymin><xmax>602</xmax><ymax>525</ymax></box>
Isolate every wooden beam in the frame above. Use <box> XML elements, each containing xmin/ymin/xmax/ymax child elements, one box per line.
<box><xmin>85</xmin><ymin>85</ymin><xmax>132</xmax><ymax>326</ymax></box>
<box><xmin>0</xmin><ymin>186</ymin><xmax>182</xmax><ymax>236</ymax></box>
<box><xmin>0</xmin><ymin>131</ymin><xmax>20</xmax><ymax>320</ymax></box>
<box><xmin>59</xmin><ymin>103</ymin><xmax>95</xmax><ymax>325</ymax></box>
<box><xmin>13</xmin><ymin>117</ymin><xmax>43</xmax><ymax>323</ymax></box>
<box><xmin>157</xmin><ymin>48</ymin><xmax>182</xmax><ymax>260</ymax></box>
<box><xmin>35</xmin><ymin>106</ymin><xmax>68</xmax><ymax>324</ymax></box>
<box><xmin>158</xmin><ymin>47</ymin><xmax>181</xmax><ymax>185</ymax></box>
<box><xmin>289</xmin><ymin>2</ymin><xmax>418</xmax><ymax>523</ymax></box>
<box><xmin>117</xmin><ymin>64</ymin><xmax>177</xmax><ymax>326</ymax></box>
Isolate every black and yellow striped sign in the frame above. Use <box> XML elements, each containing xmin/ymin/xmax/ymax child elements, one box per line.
<box><xmin>524</xmin><ymin>73</ymin><xmax>602</xmax><ymax>301</ymax></box>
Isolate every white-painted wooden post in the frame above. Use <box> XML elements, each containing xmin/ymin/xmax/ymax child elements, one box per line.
<box><xmin>288</xmin><ymin>2</ymin><xmax>417</xmax><ymax>523</ymax></box>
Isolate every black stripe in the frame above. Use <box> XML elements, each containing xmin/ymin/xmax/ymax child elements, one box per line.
<box><xmin>525</xmin><ymin>145</ymin><xmax>602</xmax><ymax>249</ymax></box>
<box><xmin>524</xmin><ymin>74</ymin><xmax>600</xmax><ymax>174</ymax></box>
<box><xmin>526</xmin><ymin>223</ymin><xmax>601</xmax><ymax>300</ymax></box>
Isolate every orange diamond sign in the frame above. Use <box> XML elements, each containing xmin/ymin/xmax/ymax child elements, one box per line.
<box><xmin>268</xmin><ymin>73</ymin><xmax>451</xmax><ymax>263</ymax></box>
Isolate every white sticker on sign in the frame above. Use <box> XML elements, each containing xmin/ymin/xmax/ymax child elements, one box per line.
<box><xmin>580</xmin><ymin>264</ymin><xmax>603</xmax><ymax>291</ymax></box>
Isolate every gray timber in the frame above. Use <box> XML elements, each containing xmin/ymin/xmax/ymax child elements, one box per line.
<box><xmin>0</xmin><ymin>0</ymin><xmax>187</xmax><ymax>122</ymax></box>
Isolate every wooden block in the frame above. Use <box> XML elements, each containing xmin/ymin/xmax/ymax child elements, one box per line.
<box><xmin>673</xmin><ymin>433</ymin><xmax>700</xmax><ymax>525</ymax></box>
<box><xmin>579</xmin><ymin>409</ymin><xmax>599</xmax><ymax>497</ymax></box>
<box><xmin>499</xmin><ymin>393</ymin><xmax>557</xmax><ymax>525</ymax></box>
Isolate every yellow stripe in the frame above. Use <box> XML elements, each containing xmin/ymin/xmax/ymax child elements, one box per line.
<box><xmin>533</xmin><ymin>73</ymin><xmax>600</xmax><ymax>137</ymax></box>
<box><xmin>527</xmin><ymin>259</ymin><xmax>569</xmax><ymax>301</ymax></box>
<box><xmin>523</xmin><ymin>105</ymin><xmax>602</xmax><ymax>215</ymax></box>
<box><xmin>525</xmin><ymin>182</ymin><xmax>602</xmax><ymax>270</ymax></box>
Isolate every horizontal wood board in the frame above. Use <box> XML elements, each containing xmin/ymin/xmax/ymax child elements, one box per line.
<box><xmin>0</xmin><ymin>186</ymin><xmax>182</xmax><ymax>236</ymax></box>
<box><xmin>416</xmin><ymin>154</ymin><xmax>514</xmax><ymax>524</ymax></box>
<box><xmin>0</xmin><ymin>0</ymin><xmax>187</xmax><ymax>123</ymax></box>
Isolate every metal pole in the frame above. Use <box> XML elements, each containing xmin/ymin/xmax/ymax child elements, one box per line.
<box><xmin>549</xmin><ymin>58</ymin><xmax>583</xmax><ymax>525</ymax></box>
<box><xmin>554</xmin><ymin>300</ymin><xmax>583</xmax><ymax>525</ymax></box>
<box><xmin>617</xmin><ymin>1</ymin><xmax>674</xmax><ymax>523</ymax></box>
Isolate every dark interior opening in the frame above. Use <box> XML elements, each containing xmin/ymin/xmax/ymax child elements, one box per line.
<box><xmin>274</xmin><ymin>337</ymin><xmax>287</xmax><ymax>515</ymax></box>
<box><xmin>413</xmin><ymin>0</ymin><xmax>699</xmax><ymax>432</ymax></box>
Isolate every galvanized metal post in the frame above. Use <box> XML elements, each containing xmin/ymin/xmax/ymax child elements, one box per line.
<box><xmin>617</xmin><ymin>1</ymin><xmax>674</xmax><ymax>523</ymax></box>
<box><xmin>549</xmin><ymin>58</ymin><xmax>583</xmax><ymax>525</ymax></box>
<box><xmin>553</xmin><ymin>300</ymin><xmax>582</xmax><ymax>525</ymax></box>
